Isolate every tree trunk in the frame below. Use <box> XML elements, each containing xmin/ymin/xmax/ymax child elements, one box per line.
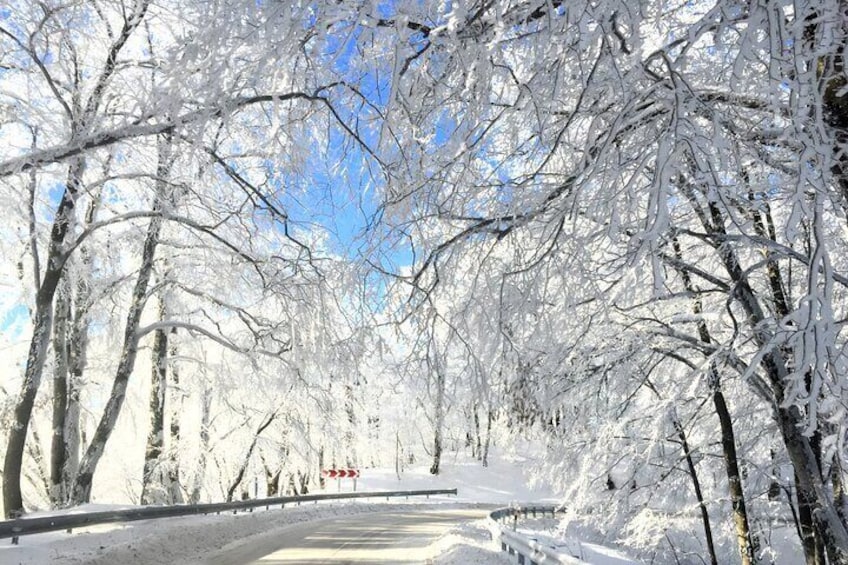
<box><xmin>166</xmin><ymin>333</ymin><xmax>183</xmax><ymax>504</ymax></box>
<box><xmin>482</xmin><ymin>408</ymin><xmax>493</xmax><ymax>468</ymax></box>
<box><xmin>226</xmin><ymin>413</ymin><xmax>276</xmax><ymax>502</ymax></box>
<box><xmin>473</xmin><ymin>405</ymin><xmax>482</xmax><ymax>461</ymax></box>
<box><xmin>318</xmin><ymin>445</ymin><xmax>325</xmax><ymax>489</ymax></box>
<box><xmin>748</xmin><ymin>189</ymin><xmax>832</xmax><ymax>563</ymax></box>
<box><xmin>266</xmin><ymin>470</ymin><xmax>280</xmax><ymax>497</ymax></box>
<box><xmin>796</xmin><ymin>408</ymin><xmax>826</xmax><ymax>565</ymax></box>
<box><xmin>671</xmin><ymin>236</ymin><xmax>759</xmax><ymax>563</ymax></box>
<box><xmin>776</xmin><ymin>396</ymin><xmax>848</xmax><ymax>561</ymax></box>
<box><xmin>49</xmin><ymin>180</ymin><xmax>101</xmax><ymax>510</ymax></box>
<box><xmin>61</xmin><ymin>249</ymin><xmax>92</xmax><ymax>504</ymax></box>
<box><xmin>344</xmin><ymin>384</ymin><xmax>356</xmax><ymax>467</ymax></box>
<box><xmin>672</xmin><ymin>413</ymin><xmax>718</xmax><ymax>565</ymax></box>
<box><xmin>734</xmin><ymin>263</ymin><xmax>848</xmax><ymax>560</ymax></box>
<box><xmin>140</xmin><ymin>298</ymin><xmax>168</xmax><ymax>505</ymax></box>
<box><xmin>713</xmin><ymin>386</ymin><xmax>759</xmax><ymax>564</ymax></box>
<box><xmin>70</xmin><ymin>137</ymin><xmax>170</xmax><ymax>505</ymax></box>
<box><xmin>263</xmin><ymin>452</ymin><xmax>281</xmax><ymax>497</ymax></box>
<box><xmin>395</xmin><ymin>433</ymin><xmax>402</xmax><ymax>480</ymax></box>
<box><xmin>60</xmin><ymin>357</ymin><xmax>82</xmax><ymax>507</ymax></box>
<box><xmin>796</xmin><ymin>470</ymin><xmax>826</xmax><ymax>565</ymax></box>
<box><xmin>430</xmin><ymin>370</ymin><xmax>444</xmax><ymax>475</ymax></box>
<box><xmin>189</xmin><ymin>385</ymin><xmax>212</xmax><ymax>504</ymax></box>
<box><xmin>297</xmin><ymin>470</ymin><xmax>309</xmax><ymax>494</ymax></box>
<box><xmin>49</xmin><ymin>280</ymin><xmax>71</xmax><ymax>506</ymax></box>
<box><xmin>4</xmin><ymin>158</ymin><xmax>86</xmax><ymax>517</ymax></box>
<box><xmin>692</xmin><ymin>173</ymin><xmax>848</xmax><ymax>560</ymax></box>
<box><xmin>832</xmin><ymin>453</ymin><xmax>848</xmax><ymax>526</ymax></box>
<box><xmin>57</xmin><ymin>167</ymin><xmax>103</xmax><ymax>508</ymax></box>
<box><xmin>70</xmin><ymin>216</ymin><xmax>162</xmax><ymax>503</ymax></box>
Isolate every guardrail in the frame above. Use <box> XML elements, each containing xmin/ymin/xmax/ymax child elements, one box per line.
<box><xmin>489</xmin><ymin>505</ymin><xmax>582</xmax><ymax>565</ymax></box>
<box><xmin>0</xmin><ymin>488</ymin><xmax>457</xmax><ymax>544</ymax></box>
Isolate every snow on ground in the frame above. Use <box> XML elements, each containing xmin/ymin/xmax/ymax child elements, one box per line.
<box><xmin>514</xmin><ymin>519</ymin><xmax>641</xmax><ymax>565</ymax></box>
<box><xmin>370</xmin><ymin>453</ymin><xmax>640</xmax><ymax>564</ymax></box>
<box><xmin>2</xmin><ymin>501</ymin><xmax>475</xmax><ymax>565</ymax></box>
<box><xmin>427</xmin><ymin>518</ymin><xmax>512</xmax><ymax>564</ymax></box>
<box><xmin>0</xmin><ymin>449</ymin><xmax>531</xmax><ymax>565</ymax></box>
<box><xmin>0</xmin><ymin>452</ymin><xmax>636</xmax><ymax>564</ymax></box>
<box><xmin>362</xmin><ymin>453</ymin><xmax>640</xmax><ymax>564</ymax></box>
<box><xmin>356</xmin><ymin>450</ymin><xmax>558</xmax><ymax>504</ymax></box>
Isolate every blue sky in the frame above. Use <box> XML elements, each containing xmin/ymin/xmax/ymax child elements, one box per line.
<box><xmin>0</xmin><ymin>2</ymin><xmax>444</xmax><ymax>334</ymax></box>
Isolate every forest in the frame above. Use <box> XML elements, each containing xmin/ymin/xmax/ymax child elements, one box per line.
<box><xmin>0</xmin><ymin>0</ymin><xmax>847</xmax><ymax>563</ymax></box>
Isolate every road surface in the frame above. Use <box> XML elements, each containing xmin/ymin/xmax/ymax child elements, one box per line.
<box><xmin>204</xmin><ymin>507</ymin><xmax>491</xmax><ymax>564</ymax></box>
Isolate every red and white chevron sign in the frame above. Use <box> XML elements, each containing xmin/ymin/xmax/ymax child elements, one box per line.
<box><xmin>321</xmin><ymin>469</ymin><xmax>360</xmax><ymax>479</ymax></box>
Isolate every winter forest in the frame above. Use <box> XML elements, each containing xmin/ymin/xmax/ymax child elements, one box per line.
<box><xmin>0</xmin><ymin>0</ymin><xmax>846</xmax><ymax>563</ymax></box>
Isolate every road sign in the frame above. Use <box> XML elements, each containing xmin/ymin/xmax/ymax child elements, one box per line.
<box><xmin>321</xmin><ymin>469</ymin><xmax>360</xmax><ymax>479</ymax></box>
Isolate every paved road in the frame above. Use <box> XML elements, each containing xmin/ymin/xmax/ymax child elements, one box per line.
<box><xmin>204</xmin><ymin>507</ymin><xmax>490</xmax><ymax>564</ymax></box>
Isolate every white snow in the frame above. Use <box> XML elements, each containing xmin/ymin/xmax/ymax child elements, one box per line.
<box><xmin>356</xmin><ymin>451</ymin><xmax>558</xmax><ymax>504</ymax></box>
<box><xmin>2</xmin><ymin>501</ymin><xmax>465</xmax><ymax>564</ymax></box>
<box><xmin>428</xmin><ymin>519</ymin><xmax>513</xmax><ymax>564</ymax></box>
<box><xmin>515</xmin><ymin>526</ymin><xmax>642</xmax><ymax>565</ymax></box>
<box><xmin>1</xmin><ymin>452</ymin><xmax>638</xmax><ymax>564</ymax></box>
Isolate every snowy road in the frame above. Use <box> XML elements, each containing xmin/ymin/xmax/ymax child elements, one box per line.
<box><xmin>203</xmin><ymin>507</ymin><xmax>492</xmax><ymax>564</ymax></box>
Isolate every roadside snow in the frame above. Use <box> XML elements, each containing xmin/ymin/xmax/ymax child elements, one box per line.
<box><xmin>427</xmin><ymin>519</ymin><xmax>512</xmax><ymax>564</ymax></box>
<box><xmin>513</xmin><ymin>517</ymin><xmax>641</xmax><ymax>565</ymax></box>
<box><xmin>1</xmin><ymin>501</ymin><xmax>460</xmax><ymax>565</ymax></box>
<box><xmin>0</xmin><ymin>452</ymin><xmax>637</xmax><ymax>564</ymax></box>
<box><xmin>357</xmin><ymin>451</ymin><xmax>557</xmax><ymax>504</ymax></box>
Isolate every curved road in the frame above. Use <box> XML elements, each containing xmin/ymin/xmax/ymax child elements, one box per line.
<box><xmin>204</xmin><ymin>507</ymin><xmax>491</xmax><ymax>564</ymax></box>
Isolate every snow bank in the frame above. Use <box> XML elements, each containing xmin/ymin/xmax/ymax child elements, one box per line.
<box><xmin>429</xmin><ymin>519</ymin><xmax>513</xmax><ymax>564</ymax></box>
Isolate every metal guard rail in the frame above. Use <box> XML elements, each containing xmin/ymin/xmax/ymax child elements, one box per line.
<box><xmin>0</xmin><ymin>488</ymin><xmax>457</xmax><ymax>541</ymax></box>
<box><xmin>489</xmin><ymin>505</ymin><xmax>582</xmax><ymax>565</ymax></box>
